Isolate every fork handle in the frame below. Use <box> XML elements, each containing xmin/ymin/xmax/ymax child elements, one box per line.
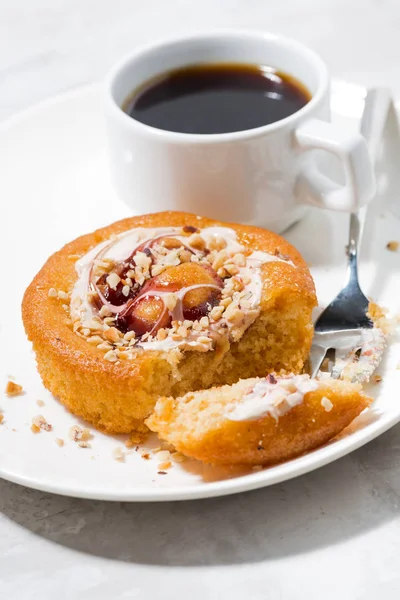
<box><xmin>346</xmin><ymin>89</ymin><xmax>392</xmax><ymax>277</ymax></box>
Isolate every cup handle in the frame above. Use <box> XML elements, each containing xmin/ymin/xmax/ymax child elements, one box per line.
<box><xmin>294</xmin><ymin>118</ymin><xmax>376</xmax><ymax>211</ymax></box>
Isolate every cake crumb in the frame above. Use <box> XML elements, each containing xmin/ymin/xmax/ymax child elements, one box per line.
<box><xmin>55</xmin><ymin>438</ymin><xmax>64</xmax><ymax>447</ymax></box>
<box><xmin>124</xmin><ymin>438</ymin><xmax>136</xmax><ymax>449</ymax></box>
<box><xmin>321</xmin><ymin>397</ymin><xmax>333</xmax><ymax>412</ymax></box>
<box><xmin>113</xmin><ymin>447</ymin><xmax>125</xmax><ymax>462</ymax></box>
<box><xmin>158</xmin><ymin>470</ymin><xmax>168</xmax><ymax>475</ymax></box>
<box><xmin>31</xmin><ymin>423</ymin><xmax>40</xmax><ymax>434</ymax></box>
<box><xmin>36</xmin><ymin>399</ymin><xmax>45</xmax><ymax>407</ymax></box>
<box><xmin>154</xmin><ymin>450</ymin><xmax>170</xmax><ymax>461</ymax></box>
<box><xmin>141</xmin><ymin>452</ymin><xmax>150</xmax><ymax>460</ymax></box>
<box><xmin>5</xmin><ymin>381</ymin><xmax>23</xmax><ymax>396</ymax></box>
<box><xmin>0</xmin><ymin>413</ymin><xmax>4</xmax><ymax>424</ymax></box>
<box><xmin>158</xmin><ymin>460</ymin><xmax>171</xmax><ymax>470</ymax></box>
<box><xmin>373</xmin><ymin>375</ymin><xmax>382</xmax><ymax>383</ymax></box>
<box><xmin>171</xmin><ymin>452</ymin><xmax>186</xmax><ymax>463</ymax></box>
<box><xmin>386</xmin><ymin>241</ymin><xmax>399</xmax><ymax>252</ymax></box>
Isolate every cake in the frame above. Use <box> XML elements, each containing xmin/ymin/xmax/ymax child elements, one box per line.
<box><xmin>22</xmin><ymin>211</ymin><xmax>317</xmax><ymax>435</ymax></box>
<box><xmin>146</xmin><ymin>373</ymin><xmax>371</xmax><ymax>465</ymax></box>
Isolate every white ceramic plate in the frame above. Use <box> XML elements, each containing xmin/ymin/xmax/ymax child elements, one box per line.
<box><xmin>1</xmin><ymin>81</ymin><xmax>400</xmax><ymax>501</ymax></box>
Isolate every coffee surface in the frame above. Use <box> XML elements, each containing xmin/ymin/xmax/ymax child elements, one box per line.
<box><xmin>124</xmin><ymin>63</ymin><xmax>311</xmax><ymax>134</ymax></box>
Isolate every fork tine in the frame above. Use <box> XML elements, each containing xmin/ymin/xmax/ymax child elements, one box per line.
<box><xmin>309</xmin><ymin>344</ymin><xmax>328</xmax><ymax>378</ymax></box>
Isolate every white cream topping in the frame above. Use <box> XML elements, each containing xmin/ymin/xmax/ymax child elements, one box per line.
<box><xmin>331</xmin><ymin>327</ymin><xmax>387</xmax><ymax>383</ymax></box>
<box><xmin>70</xmin><ymin>225</ymin><xmax>294</xmax><ymax>354</ymax></box>
<box><xmin>228</xmin><ymin>374</ymin><xmax>319</xmax><ymax>421</ymax></box>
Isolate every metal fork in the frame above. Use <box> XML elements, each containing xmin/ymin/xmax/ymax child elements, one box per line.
<box><xmin>310</xmin><ymin>88</ymin><xmax>392</xmax><ymax>380</ymax></box>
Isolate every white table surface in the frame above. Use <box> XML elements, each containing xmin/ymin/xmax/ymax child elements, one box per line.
<box><xmin>2</xmin><ymin>1</ymin><xmax>400</xmax><ymax>598</ymax></box>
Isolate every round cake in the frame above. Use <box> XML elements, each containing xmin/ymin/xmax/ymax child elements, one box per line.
<box><xmin>22</xmin><ymin>211</ymin><xmax>317</xmax><ymax>435</ymax></box>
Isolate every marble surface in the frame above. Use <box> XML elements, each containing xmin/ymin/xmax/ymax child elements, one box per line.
<box><xmin>2</xmin><ymin>0</ymin><xmax>400</xmax><ymax>597</ymax></box>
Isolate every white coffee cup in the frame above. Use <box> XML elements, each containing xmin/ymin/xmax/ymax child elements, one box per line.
<box><xmin>105</xmin><ymin>31</ymin><xmax>375</xmax><ymax>232</ymax></box>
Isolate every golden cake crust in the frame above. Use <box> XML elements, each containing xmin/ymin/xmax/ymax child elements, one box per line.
<box><xmin>22</xmin><ymin>211</ymin><xmax>316</xmax><ymax>434</ymax></box>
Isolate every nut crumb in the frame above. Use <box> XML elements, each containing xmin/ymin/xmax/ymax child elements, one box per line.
<box><xmin>32</xmin><ymin>415</ymin><xmax>52</xmax><ymax>432</ymax></box>
<box><xmin>48</xmin><ymin>287</ymin><xmax>58</xmax><ymax>298</ymax></box>
<box><xmin>113</xmin><ymin>447</ymin><xmax>125</xmax><ymax>462</ymax></box>
<box><xmin>373</xmin><ymin>375</ymin><xmax>382</xmax><ymax>383</ymax></box>
<box><xmin>78</xmin><ymin>441</ymin><xmax>91</xmax><ymax>449</ymax></box>
<box><xmin>141</xmin><ymin>452</ymin><xmax>150</xmax><ymax>460</ymax></box>
<box><xmin>55</xmin><ymin>438</ymin><xmax>64</xmax><ymax>447</ymax></box>
<box><xmin>386</xmin><ymin>241</ymin><xmax>399</xmax><ymax>252</ymax></box>
<box><xmin>31</xmin><ymin>424</ymin><xmax>40</xmax><ymax>434</ymax></box>
<box><xmin>5</xmin><ymin>381</ymin><xmax>23</xmax><ymax>396</ymax></box>
<box><xmin>69</xmin><ymin>425</ymin><xmax>92</xmax><ymax>442</ymax></box>
<box><xmin>321</xmin><ymin>397</ymin><xmax>333</xmax><ymax>412</ymax></box>
<box><xmin>36</xmin><ymin>399</ymin><xmax>45</xmax><ymax>407</ymax></box>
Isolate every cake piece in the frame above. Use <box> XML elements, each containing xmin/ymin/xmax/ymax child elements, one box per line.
<box><xmin>146</xmin><ymin>374</ymin><xmax>371</xmax><ymax>465</ymax></box>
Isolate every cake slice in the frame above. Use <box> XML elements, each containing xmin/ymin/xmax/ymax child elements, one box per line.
<box><xmin>146</xmin><ymin>374</ymin><xmax>371</xmax><ymax>466</ymax></box>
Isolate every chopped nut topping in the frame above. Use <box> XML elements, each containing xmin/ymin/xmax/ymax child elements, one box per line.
<box><xmin>32</xmin><ymin>415</ymin><xmax>52</xmax><ymax>432</ymax></box>
<box><xmin>164</xmin><ymin>292</ymin><xmax>177</xmax><ymax>311</ymax></box>
<box><xmin>199</xmin><ymin>316</ymin><xmax>209</xmax><ymax>328</ymax></box>
<box><xmin>157</xmin><ymin>328</ymin><xmax>168</xmax><ymax>341</ymax></box>
<box><xmin>386</xmin><ymin>241</ymin><xmax>399</xmax><ymax>252</ymax></box>
<box><xmin>134</xmin><ymin>251</ymin><xmax>152</xmax><ymax>270</ymax></box>
<box><xmin>122</xmin><ymin>285</ymin><xmax>130</xmax><ymax>297</ymax></box>
<box><xmin>48</xmin><ymin>288</ymin><xmax>58</xmax><ymax>298</ymax></box>
<box><xmin>5</xmin><ymin>381</ymin><xmax>23</xmax><ymax>396</ymax></box>
<box><xmin>106</xmin><ymin>272</ymin><xmax>121</xmax><ymax>290</ymax></box>
<box><xmin>177</xmin><ymin>325</ymin><xmax>188</xmax><ymax>338</ymax></box>
<box><xmin>104</xmin><ymin>349</ymin><xmax>118</xmax><ymax>362</ymax></box>
<box><xmin>58</xmin><ymin>290</ymin><xmax>69</xmax><ymax>300</ymax></box>
<box><xmin>86</xmin><ymin>335</ymin><xmax>104</xmax><ymax>346</ymax></box>
<box><xmin>188</xmin><ymin>233</ymin><xmax>206</xmax><ymax>250</ymax></box>
<box><xmin>124</xmin><ymin>331</ymin><xmax>136</xmax><ymax>341</ymax></box>
<box><xmin>99</xmin><ymin>305</ymin><xmax>113</xmax><ymax>318</ymax></box>
<box><xmin>104</xmin><ymin>327</ymin><xmax>120</xmax><ymax>343</ymax></box>
<box><xmin>210</xmin><ymin>305</ymin><xmax>225</xmax><ymax>321</ymax></box>
<box><xmin>232</xmin><ymin>253</ymin><xmax>246</xmax><ymax>267</ymax></box>
<box><xmin>151</xmin><ymin>264</ymin><xmax>166</xmax><ymax>277</ymax></box>
<box><xmin>82</xmin><ymin>319</ymin><xmax>103</xmax><ymax>331</ymax></box>
<box><xmin>321</xmin><ymin>397</ymin><xmax>333</xmax><ymax>412</ymax></box>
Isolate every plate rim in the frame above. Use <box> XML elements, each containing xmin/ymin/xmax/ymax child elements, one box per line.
<box><xmin>1</xmin><ymin>80</ymin><xmax>399</xmax><ymax>502</ymax></box>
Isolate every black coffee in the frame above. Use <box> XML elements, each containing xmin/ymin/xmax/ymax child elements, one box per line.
<box><xmin>124</xmin><ymin>63</ymin><xmax>311</xmax><ymax>135</ymax></box>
